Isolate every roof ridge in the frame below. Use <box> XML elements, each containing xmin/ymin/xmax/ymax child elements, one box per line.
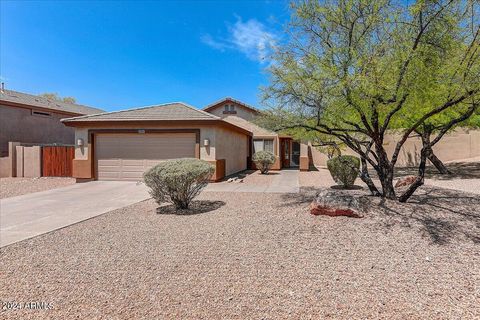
<box><xmin>61</xmin><ymin>102</ymin><xmax>194</xmax><ymax>122</ymax></box>
<box><xmin>61</xmin><ymin>102</ymin><xmax>220</xmax><ymax>122</ymax></box>
<box><xmin>179</xmin><ymin>102</ymin><xmax>220</xmax><ymax>119</ymax></box>
<box><xmin>203</xmin><ymin>97</ymin><xmax>261</xmax><ymax>112</ymax></box>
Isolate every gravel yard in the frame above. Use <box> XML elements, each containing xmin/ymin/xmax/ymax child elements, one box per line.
<box><xmin>1</xmin><ymin>187</ymin><xmax>479</xmax><ymax>319</ymax></box>
<box><xmin>0</xmin><ymin>177</ymin><xmax>76</xmax><ymax>199</ymax></box>
<box><xmin>302</xmin><ymin>162</ymin><xmax>480</xmax><ymax>195</ymax></box>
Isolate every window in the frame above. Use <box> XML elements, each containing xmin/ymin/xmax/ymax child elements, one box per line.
<box><xmin>253</xmin><ymin>139</ymin><xmax>274</xmax><ymax>153</ymax></box>
<box><xmin>223</xmin><ymin>104</ymin><xmax>236</xmax><ymax>113</ymax></box>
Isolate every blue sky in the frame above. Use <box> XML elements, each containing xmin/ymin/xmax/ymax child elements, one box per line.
<box><xmin>0</xmin><ymin>0</ymin><xmax>290</xmax><ymax>111</ymax></box>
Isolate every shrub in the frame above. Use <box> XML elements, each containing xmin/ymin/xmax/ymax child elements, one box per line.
<box><xmin>327</xmin><ymin>155</ymin><xmax>360</xmax><ymax>188</ymax></box>
<box><xmin>253</xmin><ymin>150</ymin><xmax>276</xmax><ymax>174</ymax></box>
<box><xmin>143</xmin><ymin>158</ymin><xmax>215</xmax><ymax>210</ymax></box>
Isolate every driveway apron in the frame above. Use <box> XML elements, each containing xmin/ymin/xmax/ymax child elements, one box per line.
<box><xmin>0</xmin><ymin>181</ymin><xmax>150</xmax><ymax>247</ymax></box>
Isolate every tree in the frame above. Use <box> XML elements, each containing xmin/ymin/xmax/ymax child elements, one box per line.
<box><xmin>39</xmin><ymin>92</ymin><xmax>77</xmax><ymax>104</ymax></box>
<box><xmin>261</xmin><ymin>0</ymin><xmax>480</xmax><ymax>202</ymax></box>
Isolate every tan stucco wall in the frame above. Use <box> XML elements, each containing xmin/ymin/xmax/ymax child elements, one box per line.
<box><xmin>383</xmin><ymin>129</ymin><xmax>480</xmax><ymax>166</ymax></box>
<box><xmin>207</xmin><ymin>104</ymin><xmax>257</xmax><ymax>121</ymax></box>
<box><xmin>71</xmin><ymin>123</ymin><xmax>249</xmax><ymax>179</ymax></box>
<box><xmin>15</xmin><ymin>146</ymin><xmax>41</xmax><ymax>178</ymax></box>
<box><xmin>0</xmin><ymin>104</ymin><xmax>76</xmax><ymax>157</ymax></box>
<box><xmin>200</xmin><ymin>127</ymin><xmax>216</xmax><ymax>161</ymax></box>
<box><xmin>0</xmin><ymin>142</ymin><xmax>20</xmax><ymax>177</ymax></box>
<box><xmin>75</xmin><ymin>128</ymin><xmax>89</xmax><ymax>160</ymax></box>
<box><xmin>311</xmin><ymin>129</ymin><xmax>480</xmax><ymax>167</ymax></box>
<box><xmin>214</xmin><ymin>127</ymin><xmax>248</xmax><ymax>176</ymax></box>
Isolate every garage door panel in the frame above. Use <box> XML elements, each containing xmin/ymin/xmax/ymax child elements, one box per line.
<box><xmin>145</xmin><ymin>160</ymin><xmax>167</xmax><ymax>167</ymax></box>
<box><xmin>98</xmin><ymin>159</ymin><xmax>121</xmax><ymax>166</ymax></box>
<box><xmin>96</xmin><ymin>133</ymin><xmax>196</xmax><ymax>181</ymax></box>
<box><xmin>98</xmin><ymin>172</ymin><xmax>121</xmax><ymax>180</ymax></box>
<box><xmin>121</xmin><ymin>172</ymin><xmax>144</xmax><ymax>180</ymax></box>
<box><xmin>122</xmin><ymin>159</ymin><xmax>146</xmax><ymax>166</ymax></box>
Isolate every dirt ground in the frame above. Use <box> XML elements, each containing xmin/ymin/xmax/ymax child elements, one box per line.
<box><xmin>1</xmin><ymin>186</ymin><xmax>478</xmax><ymax>319</ymax></box>
<box><xmin>0</xmin><ymin>177</ymin><xmax>76</xmax><ymax>199</ymax></box>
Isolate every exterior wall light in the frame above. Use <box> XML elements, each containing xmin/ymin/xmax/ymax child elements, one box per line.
<box><xmin>77</xmin><ymin>138</ymin><xmax>84</xmax><ymax>146</ymax></box>
<box><xmin>204</xmin><ymin>139</ymin><xmax>210</xmax><ymax>146</ymax></box>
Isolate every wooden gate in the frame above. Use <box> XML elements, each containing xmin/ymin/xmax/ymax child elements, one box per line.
<box><xmin>42</xmin><ymin>146</ymin><xmax>74</xmax><ymax>177</ymax></box>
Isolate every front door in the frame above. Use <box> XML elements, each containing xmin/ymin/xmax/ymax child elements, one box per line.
<box><xmin>280</xmin><ymin>138</ymin><xmax>290</xmax><ymax>168</ymax></box>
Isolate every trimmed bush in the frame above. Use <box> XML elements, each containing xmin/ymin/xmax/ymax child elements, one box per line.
<box><xmin>327</xmin><ymin>155</ymin><xmax>360</xmax><ymax>188</ymax></box>
<box><xmin>253</xmin><ymin>150</ymin><xmax>276</xmax><ymax>174</ymax></box>
<box><xmin>143</xmin><ymin>158</ymin><xmax>215</xmax><ymax>210</ymax></box>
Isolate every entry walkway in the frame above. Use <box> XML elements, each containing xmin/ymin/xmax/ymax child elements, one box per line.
<box><xmin>0</xmin><ymin>181</ymin><xmax>150</xmax><ymax>247</ymax></box>
<box><xmin>204</xmin><ymin>170</ymin><xmax>299</xmax><ymax>193</ymax></box>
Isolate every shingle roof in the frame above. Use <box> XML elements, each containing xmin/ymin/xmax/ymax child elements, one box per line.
<box><xmin>62</xmin><ymin>102</ymin><xmax>221</xmax><ymax>122</ymax></box>
<box><xmin>222</xmin><ymin>115</ymin><xmax>277</xmax><ymax>137</ymax></box>
<box><xmin>0</xmin><ymin>89</ymin><xmax>104</xmax><ymax>115</ymax></box>
<box><xmin>203</xmin><ymin>97</ymin><xmax>261</xmax><ymax>113</ymax></box>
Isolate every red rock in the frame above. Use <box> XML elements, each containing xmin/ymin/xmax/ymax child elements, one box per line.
<box><xmin>309</xmin><ymin>202</ymin><xmax>363</xmax><ymax>218</ymax></box>
<box><xmin>395</xmin><ymin>175</ymin><xmax>418</xmax><ymax>187</ymax></box>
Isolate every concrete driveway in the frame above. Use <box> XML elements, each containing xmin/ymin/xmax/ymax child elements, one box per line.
<box><xmin>0</xmin><ymin>181</ymin><xmax>150</xmax><ymax>247</ymax></box>
<box><xmin>204</xmin><ymin>170</ymin><xmax>299</xmax><ymax>193</ymax></box>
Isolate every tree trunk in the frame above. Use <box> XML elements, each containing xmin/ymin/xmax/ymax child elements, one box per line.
<box><xmin>398</xmin><ymin>133</ymin><xmax>430</xmax><ymax>202</ymax></box>
<box><xmin>428</xmin><ymin>152</ymin><xmax>451</xmax><ymax>174</ymax></box>
<box><xmin>359</xmin><ymin>157</ymin><xmax>381</xmax><ymax>196</ymax></box>
<box><xmin>419</xmin><ymin>128</ymin><xmax>451</xmax><ymax>174</ymax></box>
<box><xmin>375</xmin><ymin>142</ymin><xmax>396</xmax><ymax>199</ymax></box>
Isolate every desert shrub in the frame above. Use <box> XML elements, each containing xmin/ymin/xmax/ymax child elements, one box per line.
<box><xmin>327</xmin><ymin>155</ymin><xmax>360</xmax><ymax>188</ymax></box>
<box><xmin>253</xmin><ymin>151</ymin><xmax>276</xmax><ymax>174</ymax></box>
<box><xmin>143</xmin><ymin>158</ymin><xmax>215</xmax><ymax>210</ymax></box>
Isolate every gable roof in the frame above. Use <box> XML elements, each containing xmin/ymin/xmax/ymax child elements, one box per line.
<box><xmin>222</xmin><ymin>115</ymin><xmax>277</xmax><ymax>137</ymax></box>
<box><xmin>203</xmin><ymin>97</ymin><xmax>261</xmax><ymax>114</ymax></box>
<box><xmin>0</xmin><ymin>89</ymin><xmax>104</xmax><ymax>115</ymax></box>
<box><xmin>62</xmin><ymin>102</ymin><xmax>221</xmax><ymax>123</ymax></box>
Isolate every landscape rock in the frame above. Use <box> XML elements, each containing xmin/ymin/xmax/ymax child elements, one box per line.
<box><xmin>310</xmin><ymin>189</ymin><xmax>364</xmax><ymax>218</ymax></box>
<box><xmin>395</xmin><ymin>175</ymin><xmax>418</xmax><ymax>187</ymax></box>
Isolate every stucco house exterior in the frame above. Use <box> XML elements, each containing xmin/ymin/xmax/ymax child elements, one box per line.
<box><xmin>62</xmin><ymin>97</ymin><xmax>314</xmax><ymax>182</ymax></box>
<box><xmin>0</xmin><ymin>89</ymin><xmax>103</xmax><ymax>157</ymax></box>
<box><xmin>62</xmin><ymin>103</ymin><xmax>252</xmax><ymax>181</ymax></box>
<box><xmin>204</xmin><ymin>97</ymin><xmax>312</xmax><ymax>171</ymax></box>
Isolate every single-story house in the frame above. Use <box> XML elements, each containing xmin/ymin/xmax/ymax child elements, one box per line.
<box><xmin>0</xmin><ymin>88</ymin><xmax>104</xmax><ymax>157</ymax></box>
<box><xmin>62</xmin><ymin>103</ymin><xmax>252</xmax><ymax>181</ymax></box>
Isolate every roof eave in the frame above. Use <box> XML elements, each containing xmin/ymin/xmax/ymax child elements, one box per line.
<box><xmin>1</xmin><ymin>99</ymin><xmax>85</xmax><ymax>117</ymax></box>
<box><xmin>62</xmin><ymin>119</ymin><xmax>253</xmax><ymax>136</ymax></box>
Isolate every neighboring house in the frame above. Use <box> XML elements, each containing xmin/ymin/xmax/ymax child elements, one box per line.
<box><xmin>204</xmin><ymin>97</ymin><xmax>312</xmax><ymax>171</ymax></box>
<box><xmin>62</xmin><ymin>103</ymin><xmax>252</xmax><ymax>181</ymax></box>
<box><xmin>0</xmin><ymin>89</ymin><xmax>104</xmax><ymax>157</ymax></box>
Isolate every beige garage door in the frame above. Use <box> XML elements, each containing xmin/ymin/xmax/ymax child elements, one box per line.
<box><xmin>96</xmin><ymin>133</ymin><xmax>196</xmax><ymax>181</ymax></box>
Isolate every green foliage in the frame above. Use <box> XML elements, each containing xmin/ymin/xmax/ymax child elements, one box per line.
<box><xmin>252</xmin><ymin>151</ymin><xmax>276</xmax><ymax>174</ymax></box>
<box><xmin>260</xmin><ymin>0</ymin><xmax>479</xmax><ymax>200</ymax></box>
<box><xmin>143</xmin><ymin>158</ymin><xmax>215</xmax><ymax>210</ymax></box>
<box><xmin>327</xmin><ymin>156</ymin><xmax>360</xmax><ymax>188</ymax></box>
<box><xmin>39</xmin><ymin>92</ymin><xmax>77</xmax><ymax>104</ymax></box>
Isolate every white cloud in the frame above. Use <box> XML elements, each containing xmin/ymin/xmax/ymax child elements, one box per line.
<box><xmin>200</xmin><ymin>34</ymin><xmax>231</xmax><ymax>51</ymax></box>
<box><xmin>201</xmin><ymin>18</ymin><xmax>277</xmax><ymax>64</ymax></box>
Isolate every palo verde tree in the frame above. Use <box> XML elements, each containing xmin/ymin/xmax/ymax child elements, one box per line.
<box><xmin>261</xmin><ymin>0</ymin><xmax>480</xmax><ymax>202</ymax></box>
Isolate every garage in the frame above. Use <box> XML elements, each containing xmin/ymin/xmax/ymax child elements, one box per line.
<box><xmin>95</xmin><ymin>133</ymin><xmax>196</xmax><ymax>181</ymax></box>
<box><xmin>62</xmin><ymin>102</ymin><xmax>252</xmax><ymax>181</ymax></box>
